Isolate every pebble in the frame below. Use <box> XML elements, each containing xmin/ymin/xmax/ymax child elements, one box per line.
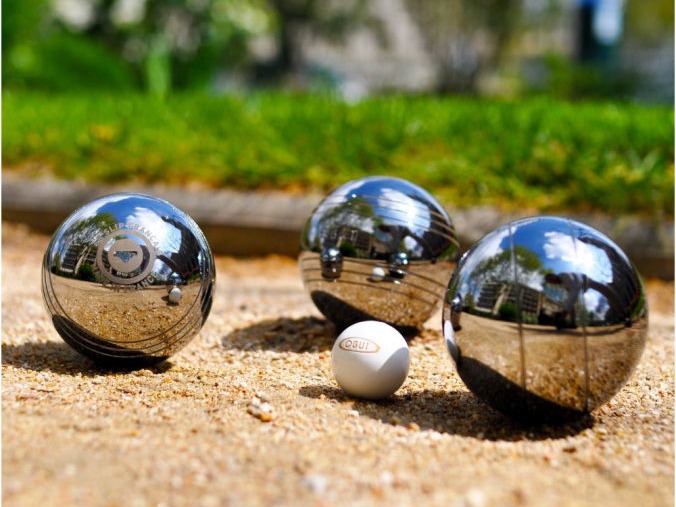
<box><xmin>461</xmin><ymin>488</ymin><xmax>487</xmax><ymax>507</ymax></box>
<box><xmin>301</xmin><ymin>474</ymin><xmax>328</xmax><ymax>494</ymax></box>
<box><xmin>247</xmin><ymin>398</ymin><xmax>276</xmax><ymax>422</ymax></box>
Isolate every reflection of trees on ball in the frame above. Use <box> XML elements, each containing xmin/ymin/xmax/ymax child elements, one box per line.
<box><xmin>42</xmin><ymin>193</ymin><xmax>215</xmax><ymax>367</ymax></box>
<box><xmin>299</xmin><ymin>176</ymin><xmax>459</xmax><ymax>335</ymax></box>
<box><xmin>443</xmin><ymin>216</ymin><xmax>648</xmax><ymax>423</ymax></box>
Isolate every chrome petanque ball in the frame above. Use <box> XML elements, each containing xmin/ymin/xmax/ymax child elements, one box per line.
<box><xmin>443</xmin><ymin>216</ymin><xmax>648</xmax><ymax>423</ymax></box>
<box><xmin>42</xmin><ymin>193</ymin><xmax>215</xmax><ymax>367</ymax></box>
<box><xmin>299</xmin><ymin>176</ymin><xmax>459</xmax><ymax>334</ymax></box>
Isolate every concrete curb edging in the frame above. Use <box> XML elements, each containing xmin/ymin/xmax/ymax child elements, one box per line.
<box><xmin>2</xmin><ymin>174</ymin><xmax>673</xmax><ymax>280</ymax></box>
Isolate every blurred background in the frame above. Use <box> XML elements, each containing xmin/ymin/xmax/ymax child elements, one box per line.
<box><xmin>2</xmin><ymin>0</ymin><xmax>674</xmax><ymax>225</ymax></box>
<box><xmin>4</xmin><ymin>0</ymin><xmax>674</xmax><ymax>101</ymax></box>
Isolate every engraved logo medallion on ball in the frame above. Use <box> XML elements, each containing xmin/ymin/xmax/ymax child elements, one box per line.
<box><xmin>96</xmin><ymin>228</ymin><xmax>157</xmax><ymax>285</ymax></box>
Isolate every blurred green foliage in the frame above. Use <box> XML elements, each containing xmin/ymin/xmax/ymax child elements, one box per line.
<box><xmin>625</xmin><ymin>0</ymin><xmax>675</xmax><ymax>46</ymax></box>
<box><xmin>3</xmin><ymin>92</ymin><xmax>673</xmax><ymax>217</ymax></box>
<box><xmin>3</xmin><ymin>0</ymin><xmax>267</xmax><ymax>94</ymax></box>
<box><xmin>527</xmin><ymin>54</ymin><xmax>638</xmax><ymax>100</ymax></box>
<box><xmin>2</xmin><ymin>0</ymin><xmax>373</xmax><ymax>95</ymax></box>
<box><xmin>4</xmin><ymin>0</ymin><xmax>135</xmax><ymax>91</ymax></box>
<box><xmin>6</xmin><ymin>31</ymin><xmax>138</xmax><ymax>92</ymax></box>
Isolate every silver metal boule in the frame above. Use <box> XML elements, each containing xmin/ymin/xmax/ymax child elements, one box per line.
<box><xmin>300</xmin><ymin>176</ymin><xmax>459</xmax><ymax>334</ymax></box>
<box><xmin>443</xmin><ymin>216</ymin><xmax>648</xmax><ymax>423</ymax></box>
<box><xmin>42</xmin><ymin>193</ymin><xmax>215</xmax><ymax>367</ymax></box>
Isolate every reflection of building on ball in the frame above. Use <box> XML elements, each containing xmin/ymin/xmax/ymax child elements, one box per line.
<box><xmin>42</xmin><ymin>192</ymin><xmax>215</xmax><ymax>367</ymax></box>
<box><xmin>299</xmin><ymin>176</ymin><xmax>459</xmax><ymax>333</ymax></box>
<box><xmin>443</xmin><ymin>216</ymin><xmax>648</xmax><ymax>423</ymax></box>
<box><xmin>545</xmin><ymin>269</ymin><xmax>632</xmax><ymax>328</ymax></box>
<box><xmin>544</xmin><ymin>272</ymin><xmax>585</xmax><ymax>329</ymax></box>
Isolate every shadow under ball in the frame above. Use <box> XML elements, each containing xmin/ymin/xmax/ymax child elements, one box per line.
<box><xmin>42</xmin><ymin>193</ymin><xmax>216</xmax><ymax>367</ymax></box>
<box><xmin>299</xmin><ymin>176</ymin><xmax>459</xmax><ymax>335</ymax></box>
<box><xmin>443</xmin><ymin>216</ymin><xmax>648</xmax><ymax>423</ymax></box>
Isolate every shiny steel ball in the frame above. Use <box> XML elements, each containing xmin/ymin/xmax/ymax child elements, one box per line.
<box><xmin>42</xmin><ymin>193</ymin><xmax>215</xmax><ymax>367</ymax></box>
<box><xmin>300</xmin><ymin>176</ymin><xmax>459</xmax><ymax>334</ymax></box>
<box><xmin>443</xmin><ymin>216</ymin><xmax>648</xmax><ymax>423</ymax></box>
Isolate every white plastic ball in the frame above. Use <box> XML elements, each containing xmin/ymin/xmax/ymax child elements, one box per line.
<box><xmin>168</xmin><ymin>287</ymin><xmax>183</xmax><ymax>304</ymax></box>
<box><xmin>370</xmin><ymin>266</ymin><xmax>386</xmax><ymax>281</ymax></box>
<box><xmin>331</xmin><ymin>321</ymin><xmax>410</xmax><ymax>400</ymax></box>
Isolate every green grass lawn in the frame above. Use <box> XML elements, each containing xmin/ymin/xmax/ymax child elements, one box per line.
<box><xmin>3</xmin><ymin>92</ymin><xmax>673</xmax><ymax>217</ymax></box>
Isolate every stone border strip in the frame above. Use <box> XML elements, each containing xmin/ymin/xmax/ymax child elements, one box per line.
<box><xmin>2</xmin><ymin>174</ymin><xmax>672</xmax><ymax>280</ymax></box>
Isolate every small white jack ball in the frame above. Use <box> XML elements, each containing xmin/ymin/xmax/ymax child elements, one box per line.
<box><xmin>168</xmin><ymin>286</ymin><xmax>182</xmax><ymax>304</ymax></box>
<box><xmin>331</xmin><ymin>321</ymin><xmax>410</xmax><ymax>400</ymax></box>
<box><xmin>370</xmin><ymin>266</ymin><xmax>386</xmax><ymax>281</ymax></box>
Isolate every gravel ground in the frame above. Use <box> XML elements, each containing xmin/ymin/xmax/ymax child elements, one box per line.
<box><xmin>2</xmin><ymin>222</ymin><xmax>674</xmax><ymax>507</ymax></box>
